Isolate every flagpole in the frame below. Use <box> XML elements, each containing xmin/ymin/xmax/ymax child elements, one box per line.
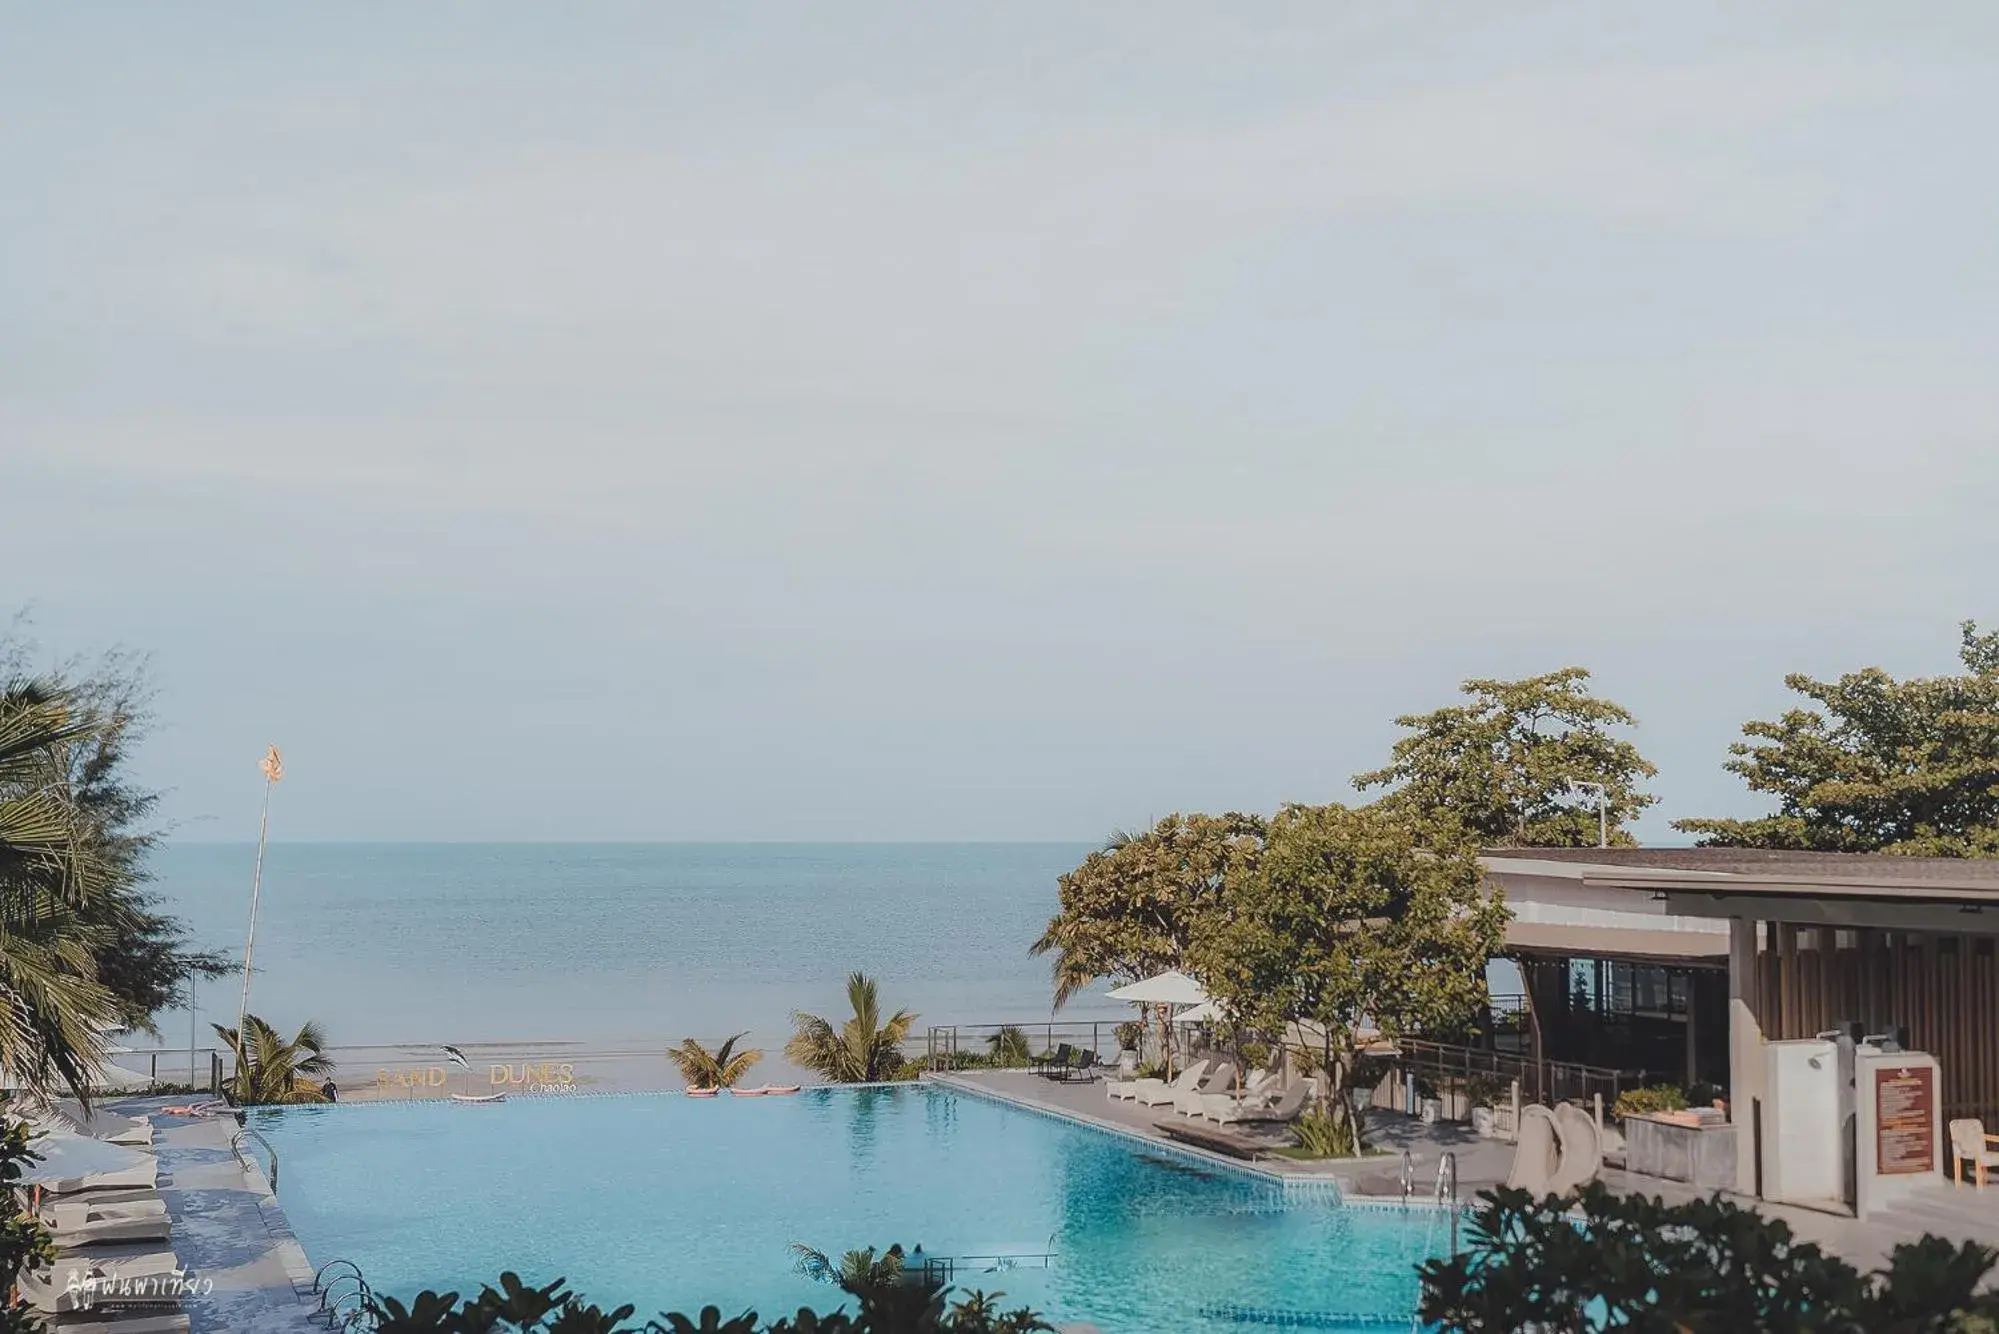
<box><xmin>235</xmin><ymin>746</ymin><xmax>284</xmax><ymax>1068</ymax></box>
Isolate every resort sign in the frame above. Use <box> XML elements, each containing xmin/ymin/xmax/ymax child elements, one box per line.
<box><xmin>374</xmin><ymin>1059</ymin><xmax>579</xmax><ymax>1096</ymax></box>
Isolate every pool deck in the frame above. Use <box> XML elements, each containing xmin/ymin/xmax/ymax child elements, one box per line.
<box><xmin>118</xmin><ymin>1097</ymin><xmax>322</xmax><ymax>1334</ymax></box>
<box><xmin>933</xmin><ymin>1069</ymin><xmax>1514</xmax><ymax>1192</ymax></box>
<box><xmin>934</xmin><ymin>1071</ymin><xmax>1999</xmax><ymax>1275</ymax></box>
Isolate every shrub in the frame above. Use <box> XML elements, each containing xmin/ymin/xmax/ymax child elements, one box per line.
<box><xmin>984</xmin><ymin>1027</ymin><xmax>1034</xmax><ymax>1068</ymax></box>
<box><xmin>1612</xmin><ymin>1084</ymin><xmax>1688</xmax><ymax>1121</ymax></box>
<box><xmin>1419</xmin><ymin>1183</ymin><xmax>1999</xmax><ymax>1332</ymax></box>
<box><xmin>366</xmin><ymin>1259</ymin><xmax>1054</xmax><ymax>1333</ymax></box>
<box><xmin>1237</xmin><ymin>1040</ymin><xmax>1270</xmax><ymax>1072</ymax></box>
<box><xmin>1113</xmin><ymin>1021</ymin><xmax>1143</xmax><ymax>1053</ymax></box>
<box><xmin>1290</xmin><ymin>1105</ymin><xmax>1357</xmax><ymax>1158</ymax></box>
<box><xmin>1463</xmin><ymin>1074</ymin><xmax>1508</xmax><ymax>1109</ymax></box>
<box><xmin>1685</xmin><ymin>1080</ymin><xmax>1727</xmax><ymax>1109</ymax></box>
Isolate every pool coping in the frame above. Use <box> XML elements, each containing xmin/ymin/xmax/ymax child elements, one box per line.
<box><xmin>927</xmin><ymin>1074</ymin><xmax>1466</xmax><ymax>1215</ymax></box>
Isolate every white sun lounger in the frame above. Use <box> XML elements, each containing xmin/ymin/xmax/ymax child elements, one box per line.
<box><xmin>1193</xmin><ymin>1070</ymin><xmax>1276</xmax><ymax>1120</ymax></box>
<box><xmin>21</xmin><ymin>1243</ymin><xmax>182</xmax><ymax>1315</ymax></box>
<box><xmin>41</xmin><ymin>1193</ymin><xmax>170</xmax><ymax>1248</ymax></box>
<box><xmin>1176</xmin><ymin>1064</ymin><xmax>1265</xmax><ymax>1117</ymax></box>
<box><xmin>1208</xmin><ymin>1080</ymin><xmax>1310</xmax><ymax>1127</ymax></box>
<box><xmin>1127</xmin><ymin>1061</ymin><xmax>1213</xmax><ymax>1108</ymax></box>
<box><xmin>1167</xmin><ymin>1062</ymin><xmax>1239</xmax><ymax>1115</ymax></box>
<box><xmin>50</xmin><ymin>1313</ymin><xmax>190</xmax><ymax>1334</ymax></box>
<box><xmin>38</xmin><ymin>1160</ymin><xmax>158</xmax><ymax>1197</ymax></box>
<box><xmin>53</xmin><ymin>1103</ymin><xmax>155</xmax><ymax>1150</ymax></box>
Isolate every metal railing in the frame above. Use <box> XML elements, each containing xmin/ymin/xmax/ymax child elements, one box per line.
<box><xmin>232</xmin><ymin>1126</ymin><xmax>279</xmax><ymax>1193</ymax></box>
<box><xmin>1385</xmin><ymin>1037</ymin><xmax>1652</xmax><ymax>1119</ymax></box>
<box><xmin>924</xmin><ymin>1022</ymin><xmax>1122</xmax><ymax>1072</ymax></box>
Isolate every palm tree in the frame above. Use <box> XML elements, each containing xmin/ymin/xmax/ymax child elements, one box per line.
<box><xmin>784</xmin><ymin>972</ymin><xmax>917</xmax><ymax>1083</ymax></box>
<box><xmin>789</xmin><ymin>1242</ymin><xmax>907</xmax><ymax>1292</ymax></box>
<box><xmin>212</xmin><ymin>1014</ymin><xmax>334</xmax><ymax>1105</ymax></box>
<box><xmin>0</xmin><ymin>680</ymin><xmax>120</xmax><ymax>1100</ymax></box>
<box><xmin>666</xmin><ymin>1033</ymin><xmax>762</xmax><ymax>1089</ymax></box>
<box><xmin>986</xmin><ymin>1025</ymin><xmax>1033</xmax><ymax>1068</ymax></box>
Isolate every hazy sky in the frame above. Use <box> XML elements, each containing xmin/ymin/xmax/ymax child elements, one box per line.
<box><xmin>4</xmin><ymin>4</ymin><xmax>1995</xmax><ymax>841</ymax></box>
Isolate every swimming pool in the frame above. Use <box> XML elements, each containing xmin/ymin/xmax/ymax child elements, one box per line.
<box><xmin>252</xmin><ymin>1086</ymin><xmax>1448</xmax><ymax>1332</ymax></box>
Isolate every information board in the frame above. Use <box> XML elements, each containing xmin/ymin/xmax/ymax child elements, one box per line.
<box><xmin>1875</xmin><ymin>1065</ymin><xmax>1936</xmax><ymax>1176</ymax></box>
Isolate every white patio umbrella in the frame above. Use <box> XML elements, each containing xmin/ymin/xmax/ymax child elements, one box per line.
<box><xmin>1105</xmin><ymin>970</ymin><xmax>1208</xmax><ymax>1006</ymax></box>
<box><xmin>1107</xmin><ymin>971</ymin><xmax>1210</xmax><ymax>1075</ymax></box>
<box><xmin>1171</xmin><ymin>1000</ymin><xmax>1221</xmax><ymax>1024</ymax></box>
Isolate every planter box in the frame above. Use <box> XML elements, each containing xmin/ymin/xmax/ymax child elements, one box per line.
<box><xmin>1624</xmin><ymin>1111</ymin><xmax>1736</xmax><ymax>1189</ymax></box>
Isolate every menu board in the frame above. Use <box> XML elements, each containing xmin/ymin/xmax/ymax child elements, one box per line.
<box><xmin>1875</xmin><ymin>1065</ymin><xmax>1936</xmax><ymax>1176</ymax></box>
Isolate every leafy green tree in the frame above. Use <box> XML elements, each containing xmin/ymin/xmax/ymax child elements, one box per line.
<box><xmin>0</xmin><ymin>629</ymin><xmax>230</xmax><ymax>1101</ymax></box>
<box><xmin>1189</xmin><ymin>803</ymin><xmax>1507</xmax><ymax>1145</ymax></box>
<box><xmin>212</xmin><ymin>1013</ymin><xmax>334</xmax><ymax>1105</ymax></box>
<box><xmin>0</xmin><ymin>1107</ymin><xmax>56</xmax><ymax>1333</ymax></box>
<box><xmin>1419</xmin><ymin>1183</ymin><xmax>1999</xmax><ymax>1332</ymax></box>
<box><xmin>667</xmin><ymin>1034</ymin><xmax>763</xmax><ymax>1089</ymax></box>
<box><xmin>1030</xmin><ymin>812</ymin><xmax>1265</xmax><ymax>1007</ymax></box>
<box><xmin>0</xmin><ymin>680</ymin><xmax>124</xmax><ymax>1099</ymax></box>
<box><xmin>1356</xmin><ymin>668</ymin><xmax>1658</xmax><ymax>847</ymax></box>
<box><xmin>784</xmin><ymin>974</ymin><xmax>916</xmax><ymax>1084</ymax></box>
<box><xmin>1677</xmin><ymin>622</ymin><xmax>1999</xmax><ymax>856</ymax></box>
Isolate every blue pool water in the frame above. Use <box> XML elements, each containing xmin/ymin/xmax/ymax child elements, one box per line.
<box><xmin>253</xmin><ymin>1086</ymin><xmax>1447</xmax><ymax>1333</ymax></box>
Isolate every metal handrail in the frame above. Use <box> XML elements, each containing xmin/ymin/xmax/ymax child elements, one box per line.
<box><xmin>232</xmin><ymin>1126</ymin><xmax>279</xmax><ymax>1193</ymax></box>
<box><xmin>313</xmin><ymin>1257</ymin><xmax>375</xmax><ymax>1329</ymax></box>
<box><xmin>1435</xmin><ymin>1152</ymin><xmax>1459</xmax><ymax>1254</ymax></box>
<box><xmin>1398</xmin><ymin>1149</ymin><xmax>1415</xmax><ymax>1205</ymax></box>
<box><xmin>313</xmin><ymin>1259</ymin><xmax>363</xmax><ymax>1293</ymax></box>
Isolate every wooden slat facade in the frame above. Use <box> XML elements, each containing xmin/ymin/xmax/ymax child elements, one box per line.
<box><xmin>1753</xmin><ymin>927</ymin><xmax>1999</xmax><ymax>1126</ymax></box>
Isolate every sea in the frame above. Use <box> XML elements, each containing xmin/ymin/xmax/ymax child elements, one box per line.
<box><xmin>145</xmin><ymin>843</ymin><xmax>1117</xmax><ymax>1058</ymax></box>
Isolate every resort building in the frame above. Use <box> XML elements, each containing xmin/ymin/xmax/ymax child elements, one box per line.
<box><xmin>1482</xmin><ymin>848</ymin><xmax>1999</xmax><ymax>1210</ymax></box>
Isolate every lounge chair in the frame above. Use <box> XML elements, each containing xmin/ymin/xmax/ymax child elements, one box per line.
<box><xmin>1124</xmin><ymin>1060</ymin><xmax>1211</xmax><ymax>1107</ymax></box>
<box><xmin>1036</xmin><ymin>1044</ymin><xmax>1076</xmax><ymax>1079</ymax></box>
<box><xmin>1169</xmin><ymin>1061</ymin><xmax>1239</xmax><ymax>1115</ymax></box>
<box><xmin>1505</xmin><ymin>1105</ymin><xmax>1561</xmax><ymax>1197</ymax></box>
<box><xmin>1193</xmin><ymin>1070</ymin><xmax>1276</xmax><ymax>1121</ymax></box>
<box><xmin>50</xmin><ymin>1313</ymin><xmax>190</xmax><ymax>1334</ymax></box>
<box><xmin>53</xmin><ymin>1103</ymin><xmax>154</xmax><ymax>1150</ymax></box>
<box><xmin>21</xmin><ymin>1243</ymin><xmax>182</xmax><ymax>1315</ymax></box>
<box><xmin>1548</xmin><ymin>1102</ymin><xmax>1602</xmax><ymax>1195</ymax></box>
<box><xmin>1211</xmin><ymin>1080</ymin><xmax>1310</xmax><ymax>1127</ymax></box>
<box><xmin>1951</xmin><ymin>1118</ymin><xmax>1999</xmax><ymax>1188</ymax></box>
<box><xmin>37</xmin><ymin>1159</ymin><xmax>157</xmax><ymax>1197</ymax></box>
<box><xmin>41</xmin><ymin>1193</ymin><xmax>170</xmax><ymax>1248</ymax></box>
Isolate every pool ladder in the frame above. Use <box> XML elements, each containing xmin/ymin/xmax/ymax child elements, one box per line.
<box><xmin>230</xmin><ymin>1126</ymin><xmax>279</xmax><ymax>1194</ymax></box>
<box><xmin>1434</xmin><ymin>1152</ymin><xmax>1459</xmax><ymax>1254</ymax></box>
<box><xmin>311</xmin><ymin>1258</ymin><xmax>376</xmax><ymax>1329</ymax></box>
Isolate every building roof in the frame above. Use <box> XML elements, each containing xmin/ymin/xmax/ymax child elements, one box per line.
<box><xmin>1504</xmin><ymin>919</ymin><xmax>1730</xmax><ymax>966</ymax></box>
<box><xmin>1483</xmin><ymin>846</ymin><xmax>1999</xmax><ymax>887</ymax></box>
<box><xmin>1482</xmin><ymin>846</ymin><xmax>1999</xmax><ymax>914</ymax></box>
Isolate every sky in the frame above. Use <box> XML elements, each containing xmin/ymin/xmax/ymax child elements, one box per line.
<box><xmin>3</xmin><ymin>4</ymin><xmax>1995</xmax><ymax>842</ymax></box>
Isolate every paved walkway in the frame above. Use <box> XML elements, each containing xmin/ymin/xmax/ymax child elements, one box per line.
<box><xmin>113</xmin><ymin>1097</ymin><xmax>321</xmax><ymax>1334</ymax></box>
<box><xmin>937</xmin><ymin>1071</ymin><xmax>1999</xmax><ymax>1276</ymax></box>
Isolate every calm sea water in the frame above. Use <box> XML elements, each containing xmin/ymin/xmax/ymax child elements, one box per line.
<box><xmin>149</xmin><ymin>843</ymin><xmax>1112</xmax><ymax>1051</ymax></box>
